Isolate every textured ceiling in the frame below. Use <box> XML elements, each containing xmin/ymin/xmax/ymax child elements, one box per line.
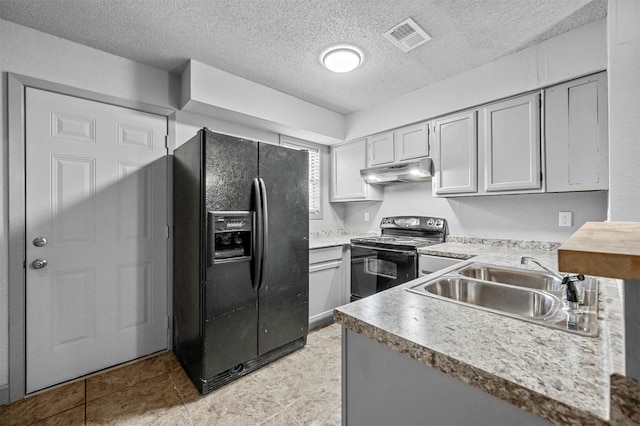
<box><xmin>0</xmin><ymin>0</ymin><xmax>607</xmax><ymax>114</ymax></box>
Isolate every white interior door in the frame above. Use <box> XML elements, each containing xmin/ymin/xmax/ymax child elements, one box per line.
<box><xmin>25</xmin><ymin>88</ymin><xmax>169</xmax><ymax>393</ymax></box>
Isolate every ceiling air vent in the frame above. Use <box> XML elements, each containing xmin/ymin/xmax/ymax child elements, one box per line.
<box><xmin>383</xmin><ymin>18</ymin><xmax>431</xmax><ymax>53</ymax></box>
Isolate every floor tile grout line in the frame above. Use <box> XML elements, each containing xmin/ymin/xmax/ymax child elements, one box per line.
<box><xmin>24</xmin><ymin>404</ymin><xmax>86</xmax><ymax>426</ymax></box>
<box><xmin>281</xmin><ymin>403</ymin><xmax>304</xmax><ymax>426</ymax></box>
<box><xmin>85</xmin><ymin>368</ymin><xmax>175</xmax><ymax>405</ymax></box>
<box><xmin>167</xmin><ymin>370</ymin><xmax>196</xmax><ymax>426</ymax></box>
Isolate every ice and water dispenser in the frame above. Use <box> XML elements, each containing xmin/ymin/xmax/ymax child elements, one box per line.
<box><xmin>207</xmin><ymin>212</ymin><xmax>253</xmax><ymax>265</ymax></box>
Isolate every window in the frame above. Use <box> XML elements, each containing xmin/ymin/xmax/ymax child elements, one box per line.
<box><xmin>280</xmin><ymin>135</ymin><xmax>323</xmax><ymax>220</ymax></box>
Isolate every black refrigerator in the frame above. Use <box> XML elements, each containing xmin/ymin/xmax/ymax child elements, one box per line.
<box><xmin>173</xmin><ymin>129</ymin><xmax>309</xmax><ymax>394</ymax></box>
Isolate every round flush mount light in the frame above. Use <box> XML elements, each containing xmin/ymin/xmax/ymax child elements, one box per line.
<box><xmin>321</xmin><ymin>46</ymin><xmax>363</xmax><ymax>73</ymax></box>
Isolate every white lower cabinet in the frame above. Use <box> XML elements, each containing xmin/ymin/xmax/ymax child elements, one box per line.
<box><xmin>309</xmin><ymin>246</ymin><xmax>348</xmax><ymax>330</ymax></box>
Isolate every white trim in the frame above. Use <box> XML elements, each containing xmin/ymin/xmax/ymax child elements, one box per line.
<box><xmin>0</xmin><ymin>385</ymin><xmax>8</xmax><ymax>406</ymax></box>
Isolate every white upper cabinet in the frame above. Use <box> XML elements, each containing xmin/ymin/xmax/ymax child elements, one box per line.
<box><xmin>432</xmin><ymin>92</ymin><xmax>542</xmax><ymax>198</ymax></box>
<box><xmin>482</xmin><ymin>92</ymin><xmax>542</xmax><ymax>192</ymax></box>
<box><xmin>545</xmin><ymin>72</ymin><xmax>608</xmax><ymax>192</ymax></box>
<box><xmin>368</xmin><ymin>131</ymin><xmax>395</xmax><ymax>166</ymax></box>
<box><xmin>432</xmin><ymin>110</ymin><xmax>478</xmax><ymax>195</ymax></box>
<box><xmin>395</xmin><ymin>122</ymin><xmax>429</xmax><ymax>161</ymax></box>
<box><xmin>331</xmin><ymin>139</ymin><xmax>383</xmax><ymax>202</ymax></box>
<box><xmin>367</xmin><ymin>123</ymin><xmax>429</xmax><ymax>167</ymax></box>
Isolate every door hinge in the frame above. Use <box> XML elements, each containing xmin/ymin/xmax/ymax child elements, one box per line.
<box><xmin>165</xmin><ymin>225</ymin><xmax>170</xmax><ymax>239</ymax></box>
<box><xmin>540</xmin><ymin>171</ymin><xmax>544</xmax><ymax>182</ymax></box>
<box><xmin>167</xmin><ymin>315</ymin><xmax>171</xmax><ymax>330</ymax></box>
<box><xmin>164</xmin><ymin>135</ymin><xmax>169</xmax><ymax>151</ymax></box>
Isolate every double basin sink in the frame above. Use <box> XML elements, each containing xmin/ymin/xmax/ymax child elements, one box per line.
<box><xmin>407</xmin><ymin>262</ymin><xmax>599</xmax><ymax>336</ymax></box>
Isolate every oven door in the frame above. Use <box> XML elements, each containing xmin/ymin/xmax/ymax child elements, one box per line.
<box><xmin>350</xmin><ymin>244</ymin><xmax>417</xmax><ymax>301</ymax></box>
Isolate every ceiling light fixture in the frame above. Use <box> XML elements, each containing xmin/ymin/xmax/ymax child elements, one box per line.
<box><xmin>321</xmin><ymin>46</ymin><xmax>363</xmax><ymax>73</ymax></box>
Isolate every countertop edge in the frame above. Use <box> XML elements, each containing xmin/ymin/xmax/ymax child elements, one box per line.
<box><xmin>334</xmin><ymin>309</ymin><xmax>609</xmax><ymax>425</ymax></box>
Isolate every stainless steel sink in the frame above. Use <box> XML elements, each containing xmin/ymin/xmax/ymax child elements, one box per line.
<box><xmin>456</xmin><ymin>264</ymin><xmax>561</xmax><ymax>291</ymax></box>
<box><xmin>421</xmin><ymin>277</ymin><xmax>559</xmax><ymax>318</ymax></box>
<box><xmin>406</xmin><ymin>262</ymin><xmax>600</xmax><ymax>336</ymax></box>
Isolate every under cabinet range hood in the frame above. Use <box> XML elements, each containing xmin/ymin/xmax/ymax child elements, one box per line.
<box><xmin>360</xmin><ymin>158</ymin><xmax>433</xmax><ymax>184</ymax></box>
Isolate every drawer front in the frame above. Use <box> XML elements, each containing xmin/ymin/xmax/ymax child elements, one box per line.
<box><xmin>419</xmin><ymin>255</ymin><xmax>461</xmax><ymax>276</ymax></box>
<box><xmin>310</xmin><ymin>246</ymin><xmax>343</xmax><ymax>264</ymax></box>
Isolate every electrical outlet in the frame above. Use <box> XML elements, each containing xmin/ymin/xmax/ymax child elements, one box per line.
<box><xmin>364</xmin><ymin>211</ymin><xmax>370</xmax><ymax>222</ymax></box>
<box><xmin>559</xmin><ymin>211</ymin><xmax>572</xmax><ymax>227</ymax></box>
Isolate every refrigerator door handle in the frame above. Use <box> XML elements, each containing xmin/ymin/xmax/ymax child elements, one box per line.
<box><xmin>252</xmin><ymin>178</ymin><xmax>264</xmax><ymax>291</ymax></box>
<box><xmin>258</xmin><ymin>178</ymin><xmax>268</xmax><ymax>290</ymax></box>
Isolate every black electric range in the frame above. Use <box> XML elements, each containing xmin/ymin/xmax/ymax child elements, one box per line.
<box><xmin>350</xmin><ymin>216</ymin><xmax>447</xmax><ymax>301</ymax></box>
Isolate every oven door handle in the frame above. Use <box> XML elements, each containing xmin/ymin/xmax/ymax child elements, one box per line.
<box><xmin>350</xmin><ymin>244</ymin><xmax>417</xmax><ymax>256</ymax></box>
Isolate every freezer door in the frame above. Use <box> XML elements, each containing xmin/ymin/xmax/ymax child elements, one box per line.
<box><xmin>257</xmin><ymin>143</ymin><xmax>309</xmax><ymax>355</ymax></box>
<box><xmin>204</xmin><ymin>130</ymin><xmax>258</xmax><ymax>212</ymax></box>
<box><xmin>203</xmin><ymin>131</ymin><xmax>260</xmax><ymax>377</ymax></box>
<box><xmin>203</xmin><ymin>260</ymin><xmax>257</xmax><ymax>378</ymax></box>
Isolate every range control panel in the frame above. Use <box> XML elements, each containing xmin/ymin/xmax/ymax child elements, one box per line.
<box><xmin>380</xmin><ymin>216</ymin><xmax>446</xmax><ymax>231</ymax></box>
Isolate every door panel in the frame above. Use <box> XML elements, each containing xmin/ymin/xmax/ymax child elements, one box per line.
<box><xmin>50</xmin><ymin>155</ymin><xmax>97</xmax><ymax>245</ymax></box>
<box><xmin>25</xmin><ymin>88</ymin><xmax>168</xmax><ymax>393</ymax></box>
<box><xmin>258</xmin><ymin>143</ymin><xmax>309</xmax><ymax>355</ymax></box>
<box><xmin>50</xmin><ymin>268</ymin><xmax>96</xmax><ymax>350</ymax></box>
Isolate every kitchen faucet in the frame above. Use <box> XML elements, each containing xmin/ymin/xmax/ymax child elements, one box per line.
<box><xmin>520</xmin><ymin>256</ymin><xmax>584</xmax><ymax>310</ymax></box>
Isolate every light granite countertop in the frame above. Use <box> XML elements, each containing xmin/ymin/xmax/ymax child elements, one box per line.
<box><xmin>334</xmin><ymin>237</ymin><xmax>626</xmax><ymax>425</ymax></box>
<box><xmin>308</xmin><ymin>229</ymin><xmax>375</xmax><ymax>250</ymax></box>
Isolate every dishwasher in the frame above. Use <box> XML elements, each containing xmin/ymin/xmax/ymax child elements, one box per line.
<box><xmin>418</xmin><ymin>254</ymin><xmax>463</xmax><ymax>276</ymax></box>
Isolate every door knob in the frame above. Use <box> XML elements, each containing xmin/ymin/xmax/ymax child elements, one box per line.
<box><xmin>32</xmin><ymin>237</ymin><xmax>48</xmax><ymax>247</ymax></box>
<box><xmin>31</xmin><ymin>259</ymin><xmax>48</xmax><ymax>269</ymax></box>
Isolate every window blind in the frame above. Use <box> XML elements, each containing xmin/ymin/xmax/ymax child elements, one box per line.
<box><xmin>280</xmin><ymin>136</ymin><xmax>322</xmax><ymax>219</ymax></box>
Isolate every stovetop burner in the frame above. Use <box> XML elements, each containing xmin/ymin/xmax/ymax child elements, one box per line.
<box><xmin>351</xmin><ymin>216</ymin><xmax>447</xmax><ymax>250</ymax></box>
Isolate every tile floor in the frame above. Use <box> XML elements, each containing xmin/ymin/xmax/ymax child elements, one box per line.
<box><xmin>0</xmin><ymin>323</ymin><xmax>342</xmax><ymax>425</ymax></box>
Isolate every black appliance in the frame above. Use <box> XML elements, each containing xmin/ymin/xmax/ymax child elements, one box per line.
<box><xmin>350</xmin><ymin>216</ymin><xmax>447</xmax><ymax>301</ymax></box>
<box><xmin>173</xmin><ymin>129</ymin><xmax>309</xmax><ymax>394</ymax></box>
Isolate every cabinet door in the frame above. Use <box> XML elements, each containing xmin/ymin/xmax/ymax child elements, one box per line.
<box><xmin>309</xmin><ymin>246</ymin><xmax>344</xmax><ymax>330</ymax></box>
<box><xmin>368</xmin><ymin>132</ymin><xmax>395</xmax><ymax>166</ymax></box>
<box><xmin>432</xmin><ymin>111</ymin><xmax>478</xmax><ymax>195</ymax></box>
<box><xmin>545</xmin><ymin>72</ymin><xmax>608</xmax><ymax>192</ymax></box>
<box><xmin>483</xmin><ymin>93</ymin><xmax>541</xmax><ymax>192</ymax></box>
<box><xmin>395</xmin><ymin>122</ymin><xmax>429</xmax><ymax>161</ymax></box>
<box><xmin>331</xmin><ymin>139</ymin><xmax>382</xmax><ymax>201</ymax></box>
